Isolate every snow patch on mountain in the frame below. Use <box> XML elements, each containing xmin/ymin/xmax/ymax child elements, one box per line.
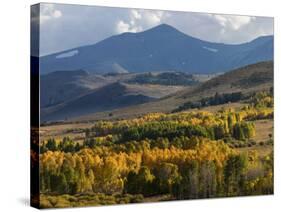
<box><xmin>56</xmin><ymin>50</ymin><xmax>79</xmax><ymax>59</ymax></box>
<box><xmin>203</xmin><ymin>46</ymin><xmax>218</xmax><ymax>53</ymax></box>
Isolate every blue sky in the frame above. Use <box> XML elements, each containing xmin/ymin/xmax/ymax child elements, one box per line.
<box><xmin>36</xmin><ymin>3</ymin><xmax>274</xmax><ymax>56</ymax></box>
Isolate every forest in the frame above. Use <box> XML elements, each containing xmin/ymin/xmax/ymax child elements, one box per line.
<box><xmin>126</xmin><ymin>72</ymin><xmax>198</xmax><ymax>86</ymax></box>
<box><xmin>39</xmin><ymin>90</ymin><xmax>273</xmax><ymax>208</ymax></box>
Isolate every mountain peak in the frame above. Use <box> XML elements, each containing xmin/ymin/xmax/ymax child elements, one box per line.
<box><xmin>155</xmin><ymin>23</ymin><xmax>175</xmax><ymax>29</ymax></box>
<box><xmin>41</xmin><ymin>23</ymin><xmax>273</xmax><ymax>75</ymax></box>
<box><xmin>143</xmin><ymin>23</ymin><xmax>181</xmax><ymax>34</ymax></box>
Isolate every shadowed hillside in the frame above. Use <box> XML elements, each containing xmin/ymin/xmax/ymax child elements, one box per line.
<box><xmin>41</xmin><ymin>82</ymin><xmax>155</xmax><ymax>121</ymax></box>
<box><xmin>71</xmin><ymin>61</ymin><xmax>273</xmax><ymax>122</ymax></box>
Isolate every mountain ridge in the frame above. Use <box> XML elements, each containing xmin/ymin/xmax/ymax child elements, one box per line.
<box><xmin>40</xmin><ymin>24</ymin><xmax>273</xmax><ymax>74</ymax></box>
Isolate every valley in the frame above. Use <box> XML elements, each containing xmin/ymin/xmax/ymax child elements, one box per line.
<box><xmin>40</xmin><ymin>70</ymin><xmax>211</xmax><ymax>122</ymax></box>
<box><xmin>39</xmin><ymin>61</ymin><xmax>273</xmax><ymax>208</ymax></box>
<box><xmin>37</xmin><ymin>23</ymin><xmax>273</xmax><ymax>208</ymax></box>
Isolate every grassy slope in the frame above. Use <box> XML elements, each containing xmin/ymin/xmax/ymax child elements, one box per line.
<box><xmin>68</xmin><ymin>61</ymin><xmax>273</xmax><ymax>122</ymax></box>
<box><xmin>40</xmin><ymin>61</ymin><xmax>273</xmax><ymax>143</ymax></box>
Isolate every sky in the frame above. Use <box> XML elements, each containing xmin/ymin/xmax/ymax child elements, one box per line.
<box><xmin>36</xmin><ymin>3</ymin><xmax>274</xmax><ymax>56</ymax></box>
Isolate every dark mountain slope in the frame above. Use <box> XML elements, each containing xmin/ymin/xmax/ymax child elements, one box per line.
<box><xmin>41</xmin><ymin>82</ymin><xmax>154</xmax><ymax>122</ymax></box>
<box><xmin>40</xmin><ymin>24</ymin><xmax>273</xmax><ymax>74</ymax></box>
<box><xmin>40</xmin><ymin>70</ymin><xmax>90</xmax><ymax>108</ymax></box>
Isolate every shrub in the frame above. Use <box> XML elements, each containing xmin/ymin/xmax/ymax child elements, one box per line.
<box><xmin>40</xmin><ymin>197</ymin><xmax>52</xmax><ymax>208</ymax></box>
<box><xmin>130</xmin><ymin>194</ymin><xmax>144</xmax><ymax>203</ymax></box>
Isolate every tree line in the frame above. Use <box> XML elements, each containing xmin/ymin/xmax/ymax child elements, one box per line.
<box><xmin>173</xmin><ymin>92</ymin><xmax>244</xmax><ymax>112</ymax></box>
<box><xmin>39</xmin><ymin>96</ymin><xmax>273</xmax><ymax>207</ymax></box>
<box><xmin>39</xmin><ymin>140</ymin><xmax>273</xmax><ymax>199</ymax></box>
<box><xmin>173</xmin><ymin>89</ymin><xmax>273</xmax><ymax>113</ymax></box>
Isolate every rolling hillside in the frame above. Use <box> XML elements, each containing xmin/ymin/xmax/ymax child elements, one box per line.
<box><xmin>41</xmin><ymin>82</ymin><xmax>157</xmax><ymax>121</ymax></box>
<box><xmin>179</xmin><ymin>60</ymin><xmax>273</xmax><ymax>98</ymax></box>
<box><xmin>40</xmin><ymin>70</ymin><xmax>91</xmax><ymax>108</ymax></box>
<box><xmin>40</xmin><ymin>70</ymin><xmax>198</xmax><ymax>121</ymax></box>
<box><xmin>71</xmin><ymin>61</ymin><xmax>273</xmax><ymax>122</ymax></box>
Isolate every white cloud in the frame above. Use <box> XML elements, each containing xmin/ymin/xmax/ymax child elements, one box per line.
<box><xmin>142</xmin><ymin>11</ymin><xmax>164</xmax><ymax>26</ymax></box>
<box><xmin>208</xmin><ymin>14</ymin><xmax>256</xmax><ymax>30</ymax></box>
<box><xmin>131</xmin><ymin>10</ymin><xmax>142</xmax><ymax>20</ymax></box>
<box><xmin>116</xmin><ymin>20</ymin><xmax>143</xmax><ymax>33</ymax></box>
<box><xmin>115</xmin><ymin>10</ymin><xmax>166</xmax><ymax>34</ymax></box>
<box><xmin>39</xmin><ymin>4</ymin><xmax>273</xmax><ymax>55</ymax></box>
<box><xmin>116</xmin><ymin>21</ymin><xmax>132</xmax><ymax>33</ymax></box>
<box><xmin>40</xmin><ymin>4</ymin><xmax>62</xmax><ymax>24</ymax></box>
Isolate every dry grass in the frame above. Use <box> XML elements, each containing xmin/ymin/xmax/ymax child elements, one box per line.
<box><xmin>40</xmin><ymin>123</ymin><xmax>93</xmax><ymax>142</ymax></box>
<box><xmin>253</xmin><ymin>119</ymin><xmax>274</xmax><ymax>143</ymax></box>
<box><xmin>238</xmin><ymin>145</ymin><xmax>273</xmax><ymax>158</ymax></box>
<box><xmin>237</xmin><ymin>119</ymin><xmax>273</xmax><ymax>157</ymax></box>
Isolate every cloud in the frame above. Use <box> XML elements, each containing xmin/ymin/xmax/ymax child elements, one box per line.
<box><xmin>131</xmin><ymin>10</ymin><xmax>141</xmax><ymax>20</ymax></box>
<box><xmin>115</xmin><ymin>9</ymin><xmax>166</xmax><ymax>33</ymax></box>
<box><xmin>38</xmin><ymin>4</ymin><xmax>273</xmax><ymax>56</ymax></box>
<box><xmin>208</xmin><ymin>14</ymin><xmax>256</xmax><ymax>30</ymax></box>
<box><xmin>40</xmin><ymin>4</ymin><xmax>62</xmax><ymax>24</ymax></box>
<box><xmin>160</xmin><ymin>12</ymin><xmax>272</xmax><ymax>44</ymax></box>
<box><xmin>116</xmin><ymin>20</ymin><xmax>139</xmax><ymax>33</ymax></box>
